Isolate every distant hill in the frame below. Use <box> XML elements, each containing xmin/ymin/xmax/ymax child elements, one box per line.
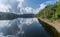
<box><xmin>36</xmin><ymin>0</ymin><xmax>60</xmax><ymax>21</ymax></box>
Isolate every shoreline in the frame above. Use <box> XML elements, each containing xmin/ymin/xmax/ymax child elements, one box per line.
<box><xmin>38</xmin><ymin>18</ymin><xmax>60</xmax><ymax>37</ymax></box>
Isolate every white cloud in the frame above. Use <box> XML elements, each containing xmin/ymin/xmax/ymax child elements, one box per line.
<box><xmin>18</xmin><ymin>3</ymin><xmax>46</xmax><ymax>14</ymax></box>
<box><xmin>9</xmin><ymin>0</ymin><xmax>17</xmax><ymax>3</ymax></box>
<box><xmin>17</xmin><ymin>0</ymin><xmax>24</xmax><ymax>14</ymax></box>
<box><xmin>17</xmin><ymin>0</ymin><xmax>24</xmax><ymax>2</ymax></box>
<box><xmin>17</xmin><ymin>0</ymin><xmax>24</xmax><ymax>8</ymax></box>
<box><xmin>40</xmin><ymin>3</ymin><xmax>46</xmax><ymax>10</ymax></box>
<box><xmin>24</xmin><ymin>7</ymin><xmax>34</xmax><ymax>14</ymax></box>
<box><xmin>17</xmin><ymin>0</ymin><xmax>57</xmax><ymax>14</ymax></box>
<box><xmin>33</xmin><ymin>0</ymin><xmax>57</xmax><ymax>14</ymax></box>
<box><xmin>33</xmin><ymin>3</ymin><xmax>46</xmax><ymax>14</ymax></box>
<box><xmin>17</xmin><ymin>0</ymin><xmax>47</xmax><ymax>14</ymax></box>
<box><xmin>0</xmin><ymin>3</ymin><xmax>11</xmax><ymax>12</ymax></box>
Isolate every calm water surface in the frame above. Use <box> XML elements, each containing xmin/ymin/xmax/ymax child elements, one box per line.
<box><xmin>0</xmin><ymin>17</ymin><xmax>52</xmax><ymax>37</ymax></box>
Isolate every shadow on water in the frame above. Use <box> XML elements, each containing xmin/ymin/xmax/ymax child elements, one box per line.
<box><xmin>22</xmin><ymin>22</ymin><xmax>51</xmax><ymax>37</ymax></box>
<box><xmin>0</xmin><ymin>12</ymin><xmax>34</xmax><ymax>20</ymax></box>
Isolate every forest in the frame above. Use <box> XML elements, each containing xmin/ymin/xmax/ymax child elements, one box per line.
<box><xmin>36</xmin><ymin>0</ymin><xmax>60</xmax><ymax>21</ymax></box>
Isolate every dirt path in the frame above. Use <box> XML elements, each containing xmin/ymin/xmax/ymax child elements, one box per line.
<box><xmin>38</xmin><ymin>17</ymin><xmax>60</xmax><ymax>33</ymax></box>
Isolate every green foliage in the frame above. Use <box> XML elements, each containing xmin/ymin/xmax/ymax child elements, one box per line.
<box><xmin>36</xmin><ymin>1</ymin><xmax>60</xmax><ymax>21</ymax></box>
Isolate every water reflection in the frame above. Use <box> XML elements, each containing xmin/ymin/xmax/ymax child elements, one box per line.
<box><xmin>0</xmin><ymin>18</ymin><xmax>51</xmax><ymax>37</ymax></box>
<box><xmin>22</xmin><ymin>19</ymin><xmax>51</xmax><ymax>37</ymax></box>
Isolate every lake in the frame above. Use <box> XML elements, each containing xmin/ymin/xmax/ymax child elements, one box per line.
<box><xmin>0</xmin><ymin>17</ymin><xmax>52</xmax><ymax>37</ymax></box>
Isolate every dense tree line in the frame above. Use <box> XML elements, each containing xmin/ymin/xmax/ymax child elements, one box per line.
<box><xmin>36</xmin><ymin>0</ymin><xmax>60</xmax><ymax>21</ymax></box>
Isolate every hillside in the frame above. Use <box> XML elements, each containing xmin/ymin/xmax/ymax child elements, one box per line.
<box><xmin>35</xmin><ymin>1</ymin><xmax>60</xmax><ymax>37</ymax></box>
<box><xmin>36</xmin><ymin>1</ymin><xmax>60</xmax><ymax>22</ymax></box>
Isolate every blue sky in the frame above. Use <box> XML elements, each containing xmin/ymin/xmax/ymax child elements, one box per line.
<box><xmin>24</xmin><ymin>0</ymin><xmax>48</xmax><ymax>9</ymax></box>
<box><xmin>0</xmin><ymin>0</ymin><xmax>58</xmax><ymax>14</ymax></box>
<box><xmin>17</xmin><ymin>0</ymin><xmax>57</xmax><ymax>14</ymax></box>
<box><xmin>23</xmin><ymin>0</ymin><xmax>57</xmax><ymax>9</ymax></box>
